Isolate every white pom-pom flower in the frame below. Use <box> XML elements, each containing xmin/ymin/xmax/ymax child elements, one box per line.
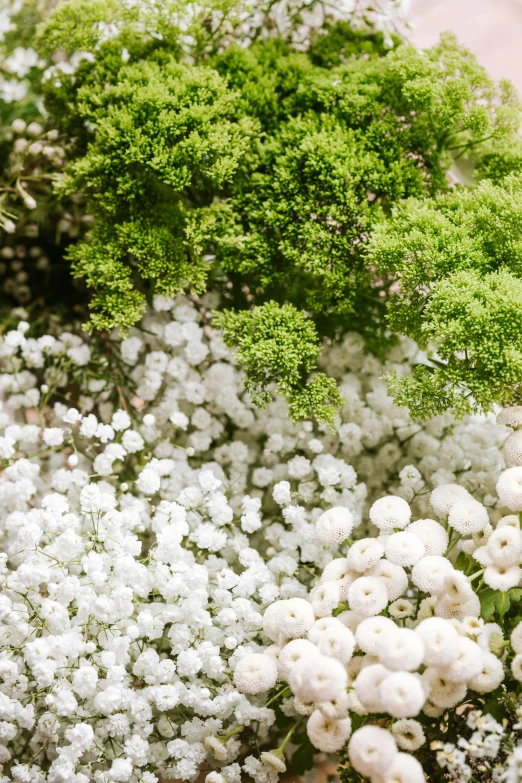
<box><xmin>288</xmin><ymin>655</ymin><xmax>348</xmax><ymax>703</ymax></box>
<box><xmin>504</xmin><ymin>429</ymin><xmax>522</xmax><ymax>467</ymax></box>
<box><xmin>384</xmin><ymin>531</ymin><xmax>425</xmax><ymax>566</ymax></box>
<box><xmin>316</xmin><ymin>623</ymin><xmax>355</xmax><ymax>664</ymax></box>
<box><xmin>315</xmin><ymin>506</ymin><xmax>354</xmax><ymax>545</ymax></box>
<box><xmin>447</xmin><ymin>497</ymin><xmax>489</xmax><ymax>534</ymax></box>
<box><xmin>277</xmin><ymin>639</ymin><xmax>320</xmax><ymax>680</ymax></box>
<box><xmin>370</xmin><ymin>496</ymin><xmax>411</xmax><ymax>531</ymax></box>
<box><xmin>429</xmin><ymin>483</ymin><xmax>471</xmax><ymax>517</ymax></box>
<box><xmin>348</xmin><ymin>725</ymin><xmax>398</xmax><ymax>778</ymax></box>
<box><xmin>316</xmin><ymin>690</ymin><xmax>351</xmax><ymax>719</ymax></box>
<box><xmin>356</xmin><ymin>616</ymin><xmax>397</xmax><ymax>656</ymax></box>
<box><xmin>308</xmin><ymin>616</ymin><xmax>343</xmax><ymax>643</ymax></box>
<box><xmin>379</xmin><ymin>629</ymin><xmax>424</xmax><ymax>672</ymax></box>
<box><xmin>311</xmin><ymin>581</ymin><xmax>341</xmax><ymax>618</ymax></box>
<box><xmin>411</xmin><ymin>556</ymin><xmax>454</xmax><ymax>595</ymax></box>
<box><xmin>306</xmin><ymin>710</ymin><xmax>352</xmax><ymax>752</ymax></box>
<box><xmin>262</xmin><ymin>600</ymin><xmax>286</xmax><ymax>642</ymax></box>
<box><xmin>346</xmin><ymin>538</ymin><xmax>384</xmax><ymax>572</ymax></box>
<box><xmin>233</xmin><ymin>653</ymin><xmax>278</xmax><ymax>694</ymax></box>
<box><xmin>354</xmin><ymin>663</ymin><xmax>390</xmax><ymax>713</ymax></box>
<box><xmin>391</xmin><ymin>719</ymin><xmax>426</xmax><ymax>751</ymax></box>
<box><xmin>422</xmin><ymin>669</ymin><xmax>467</xmax><ymax>709</ymax></box>
<box><xmin>368</xmin><ymin>560</ymin><xmax>408</xmax><ymax>601</ymax></box>
<box><xmin>497</xmin><ymin>406</ymin><xmax>522</xmax><ymax>429</ymax></box>
<box><xmin>439</xmin><ymin>637</ymin><xmax>484</xmax><ymax>683</ymax></box>
<box><xmin>484</xmin><ymin>564</ymin><xmax>522</xmax><ymax>591</ymax></box>
<box><xmin>486</xmin><ymin>525</ymin><xmax>522</xmax><ymax>566</ymax></box>
<box><xmin>348</xmin><ymin>576</ymin><xmax>389</xmax><ymax>617</ymax></box>
<box><xmin>407</xmin><ymin>518</ymin><xmax>448</xmax><ymax>556</ymax></box>
<box><xmin>468</xmin><ymin>651</ymin><xmax>505</xmax><ymax>693</ymax></box>
<box><xmin>511</xmin><ymin>621</ymin><xmax>522</xmax><ymax>654</ymax></box>
<box><xmin>415</xmin><ymin>617</ymin><xmax>460</xmax><ymax>667</ymax></box>
<box><xmin>497</xmin><ymin>467</ymin><xmax>522</xmax><ymax>512</ymax></box>
<box><xmin>277</xmin><ymin>597</ymin><xmax>315</xmax><ymax>639</ymax></box>
<box><xmin>383</xmin><ymin>752</ymin><xmax>425</xmax><ymax>783</ymax></box>
<box><xmin>380</xmin><ymin>671</ymin><xmax>425</xmax><ymax>718</ymax></box>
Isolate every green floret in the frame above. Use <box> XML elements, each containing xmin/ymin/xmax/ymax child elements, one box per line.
<box><xmin>368</xmin><ymin>175</ymin><xmax>522</xmax><ymax>417</ymax></box>
<box><xmin>215</xmin><ymin>302</ymin><xmax>342</xmax><ymax>427</ymax></box>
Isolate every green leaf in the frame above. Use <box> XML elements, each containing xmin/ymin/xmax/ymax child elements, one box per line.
<box><xmin>290</xmin><ymin>735</ymin><xmax>315</xmax><ymax>776</ymax></box>
<box><xmin>480</xmin><ymin>588</ymin><xmax>499</xmax><ymax>621</ymax></box>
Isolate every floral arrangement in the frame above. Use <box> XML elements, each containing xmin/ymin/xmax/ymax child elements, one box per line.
<box><xmin>1</xmin><ymin>1</ymin><xmax>522</xmax><ymax>782</ymax></box>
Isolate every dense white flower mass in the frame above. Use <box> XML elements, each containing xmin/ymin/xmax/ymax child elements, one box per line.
<box><xmin>0</xmin><ymin>292</ymin><xmax>517</xmax><ymax>783</ymax></box>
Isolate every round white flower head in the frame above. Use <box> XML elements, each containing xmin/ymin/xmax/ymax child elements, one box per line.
<box><xmin>385</xmin><ymin>531</ymin><xmax>425</xmax><ymax>567</ymax></box>
<box><xmin>233</xmin><ymin>653</ymin><xmax>278</xmax><ymax>694</ymax></box>
<box><xmin>346</xmin><ymin>538</ymin><xmax>384</xmax><ymax>573</ymax></box>
<box><xmin>383</xmin><ymin>752</ymin><xmax>425</xmax><ymax>783</ymax></box>
<box><xmin>379</xmin><ymin>671</ymin><xmax>425</xmax><ymax>718</ymax></box>
<box><xmin>511</xmin><ymin>621</ymin><xmax>522</xmax><ymax>654</ymax></box>
<box><xmin>379</xmin><ymin>629</ymin><xmax>424</xmax><ymax>672</ymax></box>
<box><xmin>504</xmin><ymin>430</ymin><xmax>522</xmax><ymax>467</ymax></box>
<box><xmin>337</xmin><ymin>609</ymin><xmax>366</xmax><ymax>635</ymax></box>
<box><xmin>512</xmin><ymin>654</ymin><xmax>522</xmax><ymax>682</ymax></box>
<box><xmin>411</xmin><ymin>556</ymin><xmax>454</xmax><ymax>595</ymax></box>
<box><xmin>348</xmin><ymin>576</ymin><xmax>388</xmax><ymax>617</ymax></box>
<box><xmin>263</xmin><ymin>600</ymin><xmax>288</xmax><ymax>642</ymax></box>
<box><xmin>356</xmin><ymin>616</ymin><xmax>397</xmax><ymax>656</ymax></box>
<box><xmin>435</xmin><ymin>591</ymin><xmax>481</xmax><ymax>622</ymax></box>
<box><xmin>415</xmin><ymin>618</ymin><xmax>460</xmax><ymax>667</ymax></box>
<box><xmin>486</xmin><ymin>525</ymin><xmax>522</xmax><ymax>567</ymax></box>
<box><xmin>278</xmin><ymin>639</ymin><xmax>320</xmax><ymax>680</ymax></box>
<box><xmin>354</xmin><ymin>663</ymin><xmax>390</xmax><ymax>713</ymax></box>
<box><xmin>429</xmin><ymin>483</ymin><xmax>471</xmax><ymax>518</ymax></box>
<box><xmin>391</xmin><ymin>719</ymin><xmax>426</xmax><ymax>752</ymax></box>
<box><xmin>294</xmin><ymin>698</ymin><xmax>315</xmax><ymax>716</ymax></box>
<box><xmin>497</xmin><ymin>467</ymin><xmax>522</xmax><ymax>512</ymax></box>
<box><xmin>497</xmin><ymin>405</ymin><xmax>522</xmax><ymax>429</ymax></box>
<box><xmin>439</xmin><ymin>637</ymin><xmax>484</xmax><ymax>683</ymax></box>
<box><xmin>288</xmin><ymin>654</ymin><xmax>348</xmax><ymax>703</ymax></box>
<box><xmin>206</xmin><ymin>773</ymin><xmax>226</xmax><ymax>783</ymax></box>
<box><xmin>422</xmin><ymin>668</ymin><xmax>467</xmax><ymax>708</ymax></box>
<box><xmin>306</xmin><ymin>710</ymin><xmax>352</xmax><ymax>752</ymax></box>
<box><xmin>316</xmin><ymin>506</ymin><xmax>353</xmax><ymax>545</ymax></box>
<box><xmin>497</xmin><ymin>514</ymin><xmax>521</xmax><ymax>529</ymax></box>
<box><xmin>311</xmin><ymin>581</ymin><xmax>341</xmax><ymax>618</ymax></box>
<box><xmin>468</xmin><ymin>651</ymin><xmax>505</xmax><ymax>694</ymax></box>
<box><xmin>317</xmin><ymin>690</ymin><xmax>351</xmax><ymax>719</ymax></box>
<box><xmin>308</xmin><ymin>616</ymin><xmax>344</xmax><ymax>643</ymax></box>
<box><xmin>389</xmin><ymin>598</ymin><xmax>414</xmax><ymax>619</ymax></box>
<box><xmin>368</xmin><ymin>560</ymin><xmax>408</xmax><ymax>601</ymax></box>
<box><xmin>348</xmin><ymin>725</ymin><xmax>398</xmax><ymax>778</ymax></box>
<box><xmin>484</xmin><ymin>564</ymin><xmax>522</xmax><ymax>591</ymax></box>
<box><xmin>370</xmin><ymin>496</ymin><xmax>411</xmax><ymax>531</ymax></box>
<box><xmin>278</xmin><ymin>597</ymin><xmax>315</xmax><ymax>639</ymax></box>
<box><xmin>407</xmin><ymin>518</ymin><xmax>449</xmax><ymax>557</ymax></box>
<box><xmin>320</xmin><ymin>557</ymin><xmax>352</xmax><ymax>584</ymax></box>
<box><xmin>316</xmin><ymin>623</ymin><xmax>355</xmax><ymax>664</ymax></box>
<box><xmin>448</xmin><ymin>497</ymin><xmax>489</xmax><ymax>535</ymax></box>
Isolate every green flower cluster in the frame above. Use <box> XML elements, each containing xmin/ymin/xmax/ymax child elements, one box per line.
<box><xmin>3</xmin><ymin>0</ymin><xmax>522</xmax><ymax>424</ymax></box>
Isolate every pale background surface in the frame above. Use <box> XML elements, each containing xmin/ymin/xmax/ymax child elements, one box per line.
<box><xmin>409</xmin><ymin>0</ymin><xmax>522</xmax><ymax>96</ymax></box>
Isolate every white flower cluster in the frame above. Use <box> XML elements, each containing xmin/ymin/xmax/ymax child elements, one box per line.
<box><xmin>0</xmin><ymin>294</ymin><xmax>515</xmax><ymax>782</ymax></box>
<box><xmin>0</xmin><ymin>298</ymin><xmax>368</xmax><ymax>783</ymax></box>
<box><xmin>240</xmin><ymin>460</ymin><xmax>522</xmax><ymax>781</ymax></box>
<box><xmin>432</xmin><ymin>710</ymin><xmax>505</xmax><ymax>782</ymax></box>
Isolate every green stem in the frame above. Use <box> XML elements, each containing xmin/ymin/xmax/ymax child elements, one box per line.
<box><xmin>279</xmin><ymin>718</ymin><xmax>303</xmax><ymax>751</ymax></box>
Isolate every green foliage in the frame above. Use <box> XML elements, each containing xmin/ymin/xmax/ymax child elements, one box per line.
<box><xmin>368</xmin><ymin>175</ymin><xmax>522</xmax><ymax>418</ymax></box>
<box><xmin>33</xmin><ymin>1</ymin><xmax>522</xmax><ymax>420</ymax></box>
<box><xmin>55</xmin><ymin>56</ymin><xmax>255</xmax><ymax>331</ymax></box>
<box><xmin>216</xmin><ymin>301</ymin><xmax>341</xmax><ymax>426</ymax></box>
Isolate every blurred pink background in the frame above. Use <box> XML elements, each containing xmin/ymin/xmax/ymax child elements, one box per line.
<box><xmin>409</xmin><ymin>0</ymin><xmax>522</xmax><ymax>97</ymax></box>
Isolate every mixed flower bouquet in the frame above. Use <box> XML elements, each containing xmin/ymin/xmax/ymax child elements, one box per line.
<box><xmin>1</xmin><ymin>1</ymin><xmax>522</xmax><ymax>782</ymax></box>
